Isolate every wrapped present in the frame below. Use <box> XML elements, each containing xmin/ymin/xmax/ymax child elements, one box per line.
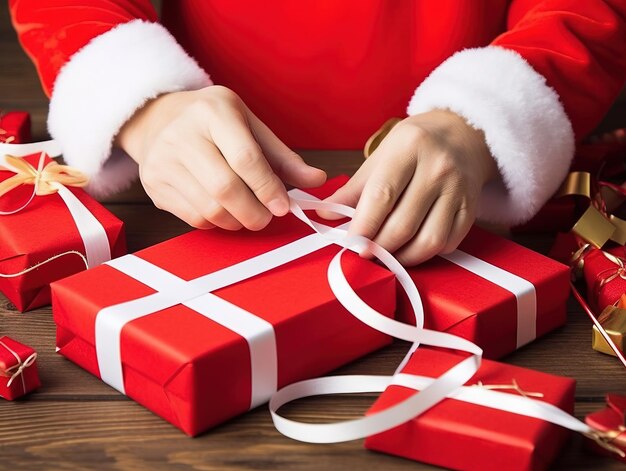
<box><xmin>397</xmin><ymin>226</ymin><xmax>570</xmax><ymax>359</ymax></box>
<box><xmin>582</xmin><ymin>249</ymin><xmax>626</xmax><ymax>313</ymax></box>
<box><xmin>0</xmin><ymin>111</ymin><xmax>31</xmax><ymax>144</ymax></box>
<box><xmin>365</xmin><ymin>348</ymin><xmax>576</xmax><ymax>471</ymax></box>
<box><xmin>0</xmin><ymin>151</ymin><xmax>126</xmax><ymax>311</ymax></box>
<box><xmin>585</xmin><ymin>394</ymin><xmax>626</xmax><ymax>462</ymax></box>
<box><xmin>0</xmin><ymin>336</ymin><xmax>40</xmax><ymax>400</ymax></box>
<box><xmin>51</xmin><ymin>176</ymin><xmax>396</xmax><ymax>436</ymax></box>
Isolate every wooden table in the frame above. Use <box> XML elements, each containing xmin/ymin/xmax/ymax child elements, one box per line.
<box><xmin>2</xmin><ymin>6</ymin><xmax>626</xmax><ymax>470</ymax></box>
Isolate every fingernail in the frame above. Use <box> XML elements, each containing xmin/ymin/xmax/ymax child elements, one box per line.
<box><xmin>268</xmin><ymin>198</ymin><xmax>289</xmax><ymax>217</ymax></box>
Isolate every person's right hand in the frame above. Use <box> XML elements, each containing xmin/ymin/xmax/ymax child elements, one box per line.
<box><xmin>115</xmin><ymin>85</ymin><xmax>327</xmax><ymax>230</ymax></box>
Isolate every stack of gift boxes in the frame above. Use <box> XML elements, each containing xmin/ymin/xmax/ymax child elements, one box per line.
<box><xmin>2</xmin><ymin>119</ymin><xmax>624</xmax><ymax>470</ymax></box>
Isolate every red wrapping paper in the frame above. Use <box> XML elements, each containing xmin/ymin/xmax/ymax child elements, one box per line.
<box><xmin>365</xmin><ymin>348</ymin><xmax>576</xmax><ymax>471</ymax></box>
<box><xmin>51</xmin><ymin>177</ymin><xmax>396</xmax><ymax>436</ymax></box>
<box><xmin>398</xmin><ymin>227</ymin><xmax>570</xmax><ymax>359</ymax></box>
<box><xmin>0</xmin><ymin>336</ymin><xmax>40</xmax><ymax>400</ymax></box>
<box><xmin>582</xmin><ymin>248</ymin><xmax>626</xmax><ymax>312</ymax></box>
<box><xmin>0</xmin><ymin>153</ymin><xmax>126</xmax><ymax>312</ymax></box>
<box><xmin>0</xmin><ymin>111</ymin><xmax>31</xmax><ymax>144</ymax></box>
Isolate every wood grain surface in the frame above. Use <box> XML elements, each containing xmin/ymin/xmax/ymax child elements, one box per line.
<box><xmin>1</xmin><ymin>4</ymin><xmax>626</xmax><ymax>470</ymax></box>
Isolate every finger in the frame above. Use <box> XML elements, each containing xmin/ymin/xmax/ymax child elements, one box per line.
<box><xmin>181</xmin><ymin>138</ymin><xmax>272</xmax><ymax>230</ymax></box>
<box><xmin>395</xmin><ymin>195</ymin><xmax>459</xmax><ymax>266</ymax></box>
<box><xmin>347</xmin><ymin>156</ymin><xmax>415</xmax><ymax>240</ymax></box>
<box><xmin>149</xmin><ymin>184</ymin><xmax>215</xmax><ymax>230</ymax></box>
<box><xmin>372</xmin><ymin>175</ymin><xmax>440</xmax><ymax>254</ymax></box>
<box><xmin>441</xmin><ymin>204</ymin><xmax>475</xmax><ymax>254</ymax></box>
<box><xmin>165</xmin><ymin>160</ymin><xmax>243</xmax><ymax>230</ymax></box>
<box><xmin>247</xmin><ymin>110</ymin><xmax>327</xmax><ymax>189</ymax></box>
<box><xmin>208</xmin><ymin>106</ymin><xmax>290</xmax><ymax>216</ymax></box>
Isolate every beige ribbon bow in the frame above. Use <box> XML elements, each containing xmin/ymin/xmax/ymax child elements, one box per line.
<box><xmin>0</xmin><ymin>153</ymin><xmax>88</xmax><ymax>197</ymax></box>
<box><xmin>0</xmin><ymin>340</ymin><xmax>37</xmax><ymax>394</ymax></box>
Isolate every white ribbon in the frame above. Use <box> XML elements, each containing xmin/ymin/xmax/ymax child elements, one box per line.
<box><xmin>268</xmin><ymin>196</ymin><xmax>608</xmax><ymax>454</ymax></box>
<box><xmin>92</xmin><ymin>187</ymin><xmax>542</xmax><ymax>446</ymax></box>
<box><xmin>439</xmin><ymin>251</ymin><xmax>537</xmax><ymax>348</ymax></box>
<box><xmin>95</xmin><ymin>208</ymin><xmax>352</xmax><ymax>398</ymax></box>
<box><xmin>0</xmin><ymin>140</ymin><xmax>111</xmax><ymax>268</ymax></box>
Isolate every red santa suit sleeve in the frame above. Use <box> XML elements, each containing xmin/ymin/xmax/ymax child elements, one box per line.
<box><xmin>408</xmin><ymin>0</ymin><xmax>626</xmax><ymax>224</ymax></box>
<box><xmin>9</xmin><ymin>0</ymin><xmax>211</xmax><ymax>196</ymax></box>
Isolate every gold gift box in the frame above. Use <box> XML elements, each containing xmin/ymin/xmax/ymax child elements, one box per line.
<box><xmin>592</xmin><ymin>306</ymin><xmax>626</xmax><ymax>356</ymax></box>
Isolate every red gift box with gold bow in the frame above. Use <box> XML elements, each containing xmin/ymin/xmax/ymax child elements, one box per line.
<box><xmin>0</xmin><ymin>336</ymin><xmax>40</xmax><ymax>400</ymax></box>
<box><xmin>397</xmin><ymin>227</ymin><xmax>570</xmax><ymax>359</ymax></box>
<box><xmin>0</xmin><ymin>111</ymin><xmax>31</xmax><ymax>144</ymax></box>
<box><xmin>365</xmin><ymin>348</ymin><xmax>576</xmax><ymax>471</ymax></box>
<box><xmin>51</xmin><ymin>176</ymin><xmax>397</xmax><ymax>436</ymax></box>
<box><xmin>0</xmin><ymin>152</ymin><xmax>126</xmax><ymax>311</ymax></box>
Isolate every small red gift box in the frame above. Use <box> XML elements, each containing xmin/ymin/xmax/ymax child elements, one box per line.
<box><xmin>365</xmin><ymin>348</ymin><xmax>576</xmax><ymax>471</ymax></box>
<box><xmin>0</xmin><ymin>336</ymin><xmax>40</xmax><ymax>400</ymax></box>
<box><xmin>582</xmin><ymin>248</ymin><xmax>626</xmax><ymax>312</ymax></box>
<box><xmin>585</xmin><ymin>394</ymin><xmax>626</xmax><ymax>461</ymax></box>
<box><xmin>0</xmin><ymin>111</ymin><xmax>31</xmax><ymax>144</ymax></box>
<box><xmin>0</xmin><ymin>153</ymin><xmax>126</xmax><ymax>311</ymax></box>
<box><xmin>397</xmin><ymin>227</ymin><xmax>570</xmax><ymax>359</ymax></box>
<box><xmin>51</xmin><ymin>177</ymin><xmax>396</xmax><ymax>436</ymax></box>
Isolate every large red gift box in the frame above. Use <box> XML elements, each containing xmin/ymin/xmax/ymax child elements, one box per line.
<box><xmin>51</xmin><ymin>177</ymin><xmax>396</xmax><ymax>436</ymax></box>
<box><xmin>0</xmin><ymin>111</ymin><xmax>31</xmax><ymax>144</ymax></box>
<box><xmin>399</xmin><ymin>227</ymin><xmax>570</xmax><ymax>358</ymax></box>
<box><xmin>0</xmin><ymin>153</ymin><xmax>126</xmax><ymax>311</ymax></box>
<box><xmin>365</xmin><ymin>348</ymin><xmax>575</xmax><ymax>471</ymax></box>
<box><xmin>0</xmin><ymin>336</ymin><xmax>40</xmax><ymax>400</ymax></box>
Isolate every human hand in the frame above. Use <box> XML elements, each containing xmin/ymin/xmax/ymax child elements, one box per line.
<box><xmin>115</xmin><ymin>85</ymin><xmax>326</xmax><ymax>230</ymax></box>
<box><xmin>322</xmin><ymin>110</ymin><xmax>498</xmax><ymax>266</ymax></box>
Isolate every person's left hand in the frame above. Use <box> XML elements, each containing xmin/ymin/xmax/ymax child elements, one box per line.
<box><xmin>322</xmin><ymin>109</ymin><xmax>498</xmax><ymax>266</ymax></box>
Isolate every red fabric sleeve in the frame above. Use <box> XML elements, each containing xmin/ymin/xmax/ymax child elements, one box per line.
<box><xmin>9</xmin><ymin>0</ymin><xmax>158</xmax><ymax>97</ymax></box>
<box><xmin>492</xmin><ymin>0</ymin><xmax>626</xmax><ymax>140</ymax></box>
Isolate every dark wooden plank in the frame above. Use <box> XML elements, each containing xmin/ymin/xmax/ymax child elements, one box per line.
<box><xmin>0</xmin><ymin>399</ymin><xmax>622</xmax><ymax>471</ymax></box>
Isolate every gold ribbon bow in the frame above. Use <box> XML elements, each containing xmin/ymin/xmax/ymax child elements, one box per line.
<box><xmin>0</xmin><ymin>340</ymin><xmax>37</xmax><ymax>394</ymax></box>
<box><xmin>559</xmin><ymin>171</ymin><xmax>626</xmax><ymax>248</ymax></box>
<box><xmin>0</xmin><ymin>153</ymin><xmax>88</xmax><ymax>197</ymax></box>
<box><xmin>598</xmin><ymin>252</ymin><xmax>626</xmax><ymax>291</ymax></box>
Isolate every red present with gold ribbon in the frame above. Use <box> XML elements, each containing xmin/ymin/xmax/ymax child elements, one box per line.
<box><xmin>364</xmin><ymin>348</ymin><xmax>576</xmax><ymax>471</ymax></box>
<box><xmin>0</xmin><ymin>336</ymin><xmax>40</xmax><ymax>400</ymax></box>
<box><xmin>397</xmin><ymin>227</ymin><xmax>570</xmax><ymax>359</ymax></box>
<box><xmin>0</xmin><ymin>150</ymin><xmax>126</xmax><ymax>311</ymax></box>
<box><xmin>0</xmin><ymin>111</ymin><xmax>31</xmax><ymax>144</ymax></box>
<box><xmin>585</xmin><ymin>394</ymin><xmax>626</xmax><ymax>462</ymax></box>
<box><xmin>51</xmin><ymin>177</ymin><xmax>396</xmax><ymax>436</ymax></box>
<box><xmin>582</xmin><ymin>249</ymin><xmax>626</xmax><ymax>313</ymax></box>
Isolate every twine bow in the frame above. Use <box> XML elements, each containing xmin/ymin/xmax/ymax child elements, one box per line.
<box><xmin>585</xmin><ymin>427</ymin><xmax>626</xmax><ymax>458</ymax></box>
<box><xmin>0</xmin><ymin>129</ymin><xmax>15</xmax><ymax>144</ymax></box>
<box><xmin>472</xmin><ymin>379</ymin><xmax>544</xmax><ymax>399</ymax></box>
<box><xmin>0</xmin><ymin>339</ymin><xmax>37</xmax><ymax>395</ymax></box>
<box><xmin>0</xmin><ymin>153</ymin><xmax>88</xmax><ymax>197</ymax></box>
<box><xmin>0</xmin><ymin>110</ymin><xmax>15</xmax><ymax>144</ymax></box>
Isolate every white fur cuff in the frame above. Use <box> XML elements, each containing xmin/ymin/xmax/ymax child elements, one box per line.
<box><xmin>48</xmin><ymin>20</ymin><xmax>212</xmax><ymax>197</ymax></box>
<box><xmin>408</xmin><ymin>46</ymin><xmax>575</xmax><ymax>225</ymax></box>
